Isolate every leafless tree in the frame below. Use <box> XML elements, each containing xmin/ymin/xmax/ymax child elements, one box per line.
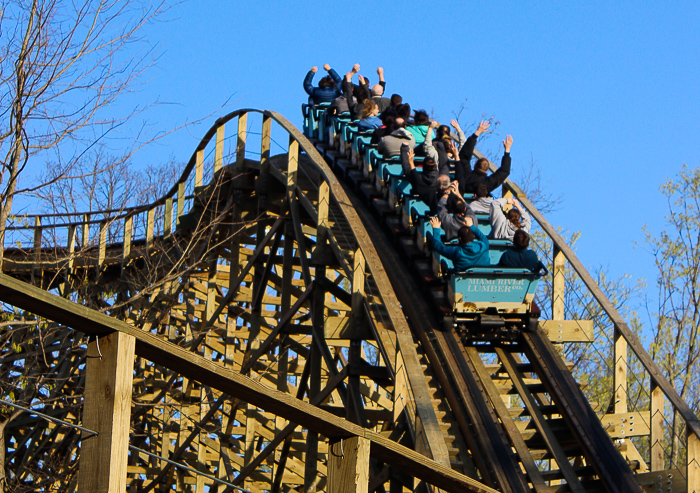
<box><xmin>0</xmin><ymin>0</ymin><xmax>168</xmax><ymax>265</ymax></box>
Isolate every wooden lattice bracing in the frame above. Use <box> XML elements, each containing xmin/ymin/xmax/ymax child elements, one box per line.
<box><xmin>1</xmin><ymin>108</ymin><xmax>700</xmax><ymax>492</ymax></box>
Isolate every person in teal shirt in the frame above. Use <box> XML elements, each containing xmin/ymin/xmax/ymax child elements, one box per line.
<box><xmin>429</xmin><ymin>216</ymin><xmax>490</xmax><ymax>271</ymax></box>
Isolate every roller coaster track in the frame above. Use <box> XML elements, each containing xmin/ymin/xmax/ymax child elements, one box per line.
<box><xmin>0</xmin><ymin>108</ymin><xmax>697</xmax><ymax>492</ymax></box>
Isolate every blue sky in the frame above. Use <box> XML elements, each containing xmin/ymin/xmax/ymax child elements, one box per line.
<box><xmin>121</xmin><ymin>1</ymin><xmax>700</xmax><ymax>317</ymax></box>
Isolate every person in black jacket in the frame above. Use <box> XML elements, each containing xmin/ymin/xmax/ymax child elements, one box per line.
<box><xmin>401</xmin><ymin>146</ymin><xmax>440</xmax><ymax>213</ymax></box>
<box><xmin>457</xmin><ymin>120</ymin><xmax>512</xmax><ymax>194</ymax></box>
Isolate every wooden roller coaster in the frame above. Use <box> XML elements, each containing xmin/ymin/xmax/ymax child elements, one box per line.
<box><xmin>0</xmin><ymin>108</ymin><xmax>698</xmax><ymax>492</ymax></box>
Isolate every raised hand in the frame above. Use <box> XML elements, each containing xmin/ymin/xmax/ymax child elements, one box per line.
<box><xmin>450</xmin><ymin>119</ymin><xmax>461</xmax><ymax>131</ymax></box>
<box><xmin>407</xmin><ymin>148</ymin><xmax>415</xmax><ymax>164</ymax></box>
<box><xmin>358</xmin><ymin>74</ymin><xmax>366</xmax><ymax>85</ymax></box>
<box><xmin>503</xmin><ymin>135</ymin><xmax>513</xmax><ymax>152</ymax></box>
<box><xmin>429</xmin><ymin>120</ymin><xmax>439</xmax><ymax>129</ymax></box>
<box><xmin>429</xmin><ymin>217</ymin><xmax>442</xmax><ymax>229</ymax></box>
<box><xmin>323</xmin><ymin>64</ymin><xmax>331</xmax><ymax>71</ymax></box>
<box><xmin>377</xmin><ymin>66</ymin><xmax>384</xmax><ymax>75</ymax></box>
<box><xmin>311</xmin><ymin>66</ymin><xmax>318</xmax><ymax>73</ymax></box>
<box><xmin>475</xmin><ymin>120</ymin><xmax>490</xmax><ymax>136</ymax></box>
<box><xmin>352</xmin><ymin>63</ymin><xmax>360</xmax><ymax>73</ymax></box>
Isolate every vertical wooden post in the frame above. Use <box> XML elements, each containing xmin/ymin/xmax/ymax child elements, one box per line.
<box><xmin>236</xmin><ymin>114</ymin><xmax>247</xmax><ymax>168</ymax></box>
<box><xmin>317</xmin><ymin>180</ymin><xmax>330</xmax><ymax>242</ymax></box>
<box><xmin>97</xmin><ymin>221</ymin><xmax>107</xmax><ymax>269</ymax></box>
<box><xmin>688</xmin><ymin>425</ymin><xmax>700</xmax><ymax>493</ymax></box>
<box><xmin>327</xmin><ymin>436</ymin><xmax>370</xmax><ymax>493</ymax></box>
<box><xmin>164</xmin><ymin>198</ymin><xmax>173</xmax><ymax>237</ymax></box>
<box><xmin>195</xmin><ymin>148</ymin><xmax>204</xmax><ymax>187</ymax></box>
<box><xmin>552</xmin><ymin>245</ymin><xmax>565</xmax><ymax>320</ymax></box>
<box><xmin>61</xmin><ymin>224</ymin><xmax>77</xmax><ymax>297</ymax></box>
<box><xmin>122</xmin><ymin>216</ymin><xmax>132</xmax><ymax>261</ymax></box>
<box><xmin>78</xmin><ymin>331</ymin><xmax>136</xmax><ymax>493</ymax></box>
<box><xmin>613</xmin><ymin>327</ymin><xmax>628</xmax><ymax>414</ymax></box>
<box><xmin>260</xmin><ymin>114</ymin><xmax>271</xmax><ymax>168</ymax></box>
<box><xmin>176</xmin><ymin>181</ymin><xmax>185</xmax><ymax>227</ymax></box>
<box><xmin>32</xmin><ymin>217</ymin><xmax>42</xmax><ymax>285</ymax></box>
<box><xmin>216</xmin><ymin>123</ymin><xmax>226</xmax><ymax>173</ymax></box>
<box><xmin>146</xmin><ymin>208</ymin><xmax>155</xmax><ymax>248</ymax></box>
<box><xmin>352</xmin><ymin>248</ymin><xmax>366</xmax><ymax>315</ymax></box>
<box><xmin>82</xmin><ymin>214</ymin><xmax>90</xmax><ymax>248</ymax></box>
<box><xmin>286</xmin><ymin>137</ymin><xmax>299</xmax><ymax>203</ymax></box>
<box><xmin>650</xmin><ymin>379</ymin><xmax>665</xmax><ymax>471</ymax></box>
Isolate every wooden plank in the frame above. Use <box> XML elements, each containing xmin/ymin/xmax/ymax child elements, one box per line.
<box><xmin>0</xmin><ymin>273</ymin><xmax>497</xmax><ymax>493</ymax></box>
<box><xmin>327</xmin><ymin>436</ymin><xmax>370</xmax><ymax>493</ymax></box>
<box><xmin>77</xmin><ymin>331</ymin><xmax>136</xmax><ymax>493</ymax></box>
<box><xmin>539</xmin><ymin>320</ymin><xmax>593</xmax><ymax>343</ymax></box>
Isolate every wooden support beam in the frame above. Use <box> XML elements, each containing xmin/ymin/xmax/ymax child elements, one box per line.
<box><xmin>327</xmin><ymin>436</ymin><xmax>370</xmax><ymax>493</ymax></box>
<box><xmin>0</xmin><ymin>257</ymin><xmax>496</xmax><ymax>493</ymax></box>
<box><xmin>195</xmin><ymin>148</ymin><xmax>204</xmax><ymax>187</ymax></box>
<box><xmin>552</xmin><ymin>245</ymin><xmax>565</xmax><ymax>320</ymax></box>
<box><xmin>539</xmin><ymin>320</ymin><xmax>593</xmax><ymax>343</ymax></box>
<box><xmin>650</xmin><ymin>379</ymin><xmax>665</xmax><ymax>471</ymax></box>
<box><xmin>286</xmin><ymin>137</ymin><xmax>299</xmax><ymax>202</ymax></box>
<box><xmin>235</xmin><ymin>115</ymin><xmax>246</xmax><ymax>168</ymax></box>
<box><xmin>122</xmin><ymin>215</ymin><xmax>132</xmax><ymax>261</ymax></box>
<box><xmin>614</xmin><ymin>327</ymin><xmax>628</xmax><ymax>414</ymax></box>
<box><xmin>97</xmin><ymin>221</ymin><xmax>107</xmax><ymax>268</ymax></box>
<box><xmin>176</xmin><ymin>181</ymin><xmax>185</xmax><ymax>227</ymax></box>
<box><xmin>217</xmin><ymin>121</ymin><xmax>226</xmax><ymax>172</ymax></box>
<box><xmin>61</xmin><ymin>224</ymin><xmax>76</xmax><ymax>296</ymax></box>
<box><xmin>689</xmin><ymin>424</ymin><xmax>700</xmax><ymax>493</ymax></box>
<box><xmin>260</xmin><ymin>114</ymin><xmax>271</xmax><ymax>168</ymax></box>
<box><xmin>146</xmin><ymin>208</ymin><xmax>154</xmax><ymax>248</ymax></box>
<box><xmin>78</xmin><ymin>331</ymin><xmax>136</xmax><ymax>493</ymax></box>
<box><xmin>164</xmin><ymin>198</ymin><xmax>173</xmax><ymax>237</ymax></box>
<box><xmin>81</xmin><ymin>214</ymin><xmax>90</xmax><ymax>247</ymax></box>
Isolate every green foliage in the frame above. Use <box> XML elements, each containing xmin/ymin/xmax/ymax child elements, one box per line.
<box><xmin>645</xmin><ymin>164</ymin><xmax>700</xmax><ymax>410</ymax></box>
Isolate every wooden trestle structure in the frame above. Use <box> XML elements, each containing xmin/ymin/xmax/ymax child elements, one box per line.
<box><xmin>0</xmin><ymin>109</ymin><xmax>698</xmax><ymax>492</ymax></box>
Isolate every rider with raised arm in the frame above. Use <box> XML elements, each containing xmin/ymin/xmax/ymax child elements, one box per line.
<box><xmin>428</xmin><ymin>216</ymin><xmax>490</xmax><ymax>271</ymax></box>
<box><xmin>457</xmin><ymin>120</ymin><xmax>512</xmax><ymax>194</ymax></box>
<box><xmin>303</xmin><ymin>64</ymin><xmax>342</xmax><ymax>105</ymax></box>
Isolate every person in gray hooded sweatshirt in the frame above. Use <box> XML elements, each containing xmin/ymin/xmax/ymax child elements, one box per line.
<box><xmin>489</xmin><ymin>197</ymin><xmax>531</xmax><ymax>240</ymax></box>
<box><xmin>469</xmin><ymin>184</ymin><xmax>494</xmax><ymax>214</ymax></box>
<box><xmin>377</xmin><ymin>118</ymin><xmax>416</xmax><ymax>157</ymax></box>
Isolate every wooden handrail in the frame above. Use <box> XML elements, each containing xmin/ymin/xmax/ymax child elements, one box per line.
<box><xmin>475</xmin><ymin>149</ymin><xmax>700</xmax><ymax>439</ymax></box>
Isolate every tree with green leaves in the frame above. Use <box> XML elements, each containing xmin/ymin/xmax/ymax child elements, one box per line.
<box><xmin>645</xmin><ymin>164</ymin><xmax>700</xmax><ymax>465</ymax></box>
